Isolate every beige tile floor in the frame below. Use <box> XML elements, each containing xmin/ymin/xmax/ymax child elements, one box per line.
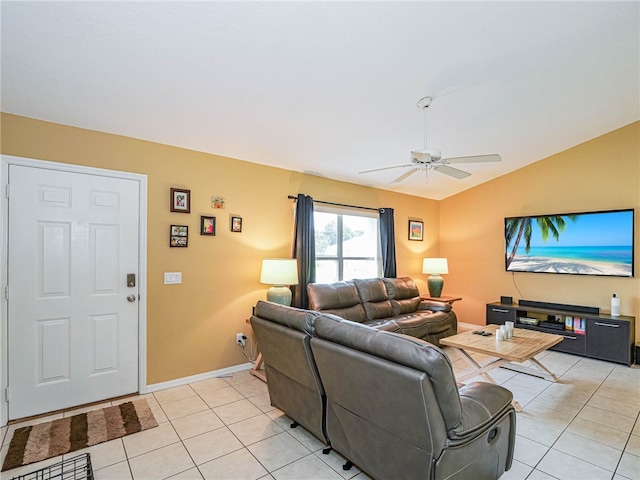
<box><xmin>1</xmin><ymin>348</ymin><xmax>639</xmax><ymax>480</ymax></box>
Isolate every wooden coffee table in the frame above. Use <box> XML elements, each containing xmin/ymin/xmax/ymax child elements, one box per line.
<box><xmin>441</xmin><ymin>324</ymin><xmax>563</xmax><ymax>411</ymax></box>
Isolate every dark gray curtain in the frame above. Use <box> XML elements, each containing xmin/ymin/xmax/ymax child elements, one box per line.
<box><xmin>379</xmin><ymin>208</ymin><xmax>397</xmax><ymax>278</ymax></box>
<box><xmin>291</xmin><ymin>194</ymin><xmax>316</xmax><ymax>308</ymax></box>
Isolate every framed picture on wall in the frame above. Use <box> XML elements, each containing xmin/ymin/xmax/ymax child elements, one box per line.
<box><xmin>200</xmin><ymin>216</ymin><xmax>216</xmax><ymax>236</ymax></box>
<box><xmin>170</xmin><ymin>188</ymin><xmax>190</xmax><ymax>213</ymax></box>
<box><xmin>408</xmin><ymin>220</ymin><xmax>423</xmax><ymax>241</ymax></box>
<box><xmin>231</xmin><ymin>215</ymin><xmax>242</xmax><ymax>232</ymax></box>
<box><xmin>170</xmin><ymin>225</ymin><xmax>188</xmax><ymax>247</ymax></box>
<box><xmin>211</xmin><ymin>196</ymin><xmax>225</xmax><ymax>209</ymax></box>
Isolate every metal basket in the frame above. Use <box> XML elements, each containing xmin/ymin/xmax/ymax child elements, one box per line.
<box><xmin>10</xmin><ymin>453</ymin><xmax>93</xmax><ymax>480</ymax></box>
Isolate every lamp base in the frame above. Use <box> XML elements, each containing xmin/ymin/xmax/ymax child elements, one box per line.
<box><xmin>427</xmin><ymin>274</ymin><xmax>444</xmax><ymax>298</ymax></box>
<box><xmin>266</xmin><ymin>285</ymin><xmax>292</xmax><ymax>306</ymax></box>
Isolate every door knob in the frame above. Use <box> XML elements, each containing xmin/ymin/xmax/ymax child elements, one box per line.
<box><xmin>127</xmin><ymin>295</ymin><xmax>136</xmax><ymax>302</ymax></box>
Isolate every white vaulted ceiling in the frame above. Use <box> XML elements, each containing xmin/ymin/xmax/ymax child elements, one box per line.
<box><xmin>2</xmin><ymin>1</ymin><xmax>638</xmax><ymax>199</ymax></box>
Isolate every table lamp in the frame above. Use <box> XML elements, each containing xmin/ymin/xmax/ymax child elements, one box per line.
<box><xmin>260</xmin><ymin>258</ymin><xmax>299</xmax><ymax>306</ymax></box>
<box><xmin>422</xmin><ymin>258</ymin><xmax>448</xmax><ymax>298</ymax></box>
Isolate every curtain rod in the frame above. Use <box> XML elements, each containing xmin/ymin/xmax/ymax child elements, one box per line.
<box><xmin>288</xmin><ymin>195</ymin><xmax>380</xmax><ymax>212</ymax></box>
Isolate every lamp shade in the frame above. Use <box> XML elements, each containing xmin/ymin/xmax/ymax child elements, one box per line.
<box><xmin>422</xmin><ymin>258</ymin><xmax>449</xmax><ymax>274</ymax></box>
<box><xmin>260</xmin><ymin>259</ymin><xmax>299</xmax><ymax>286</ymax></box>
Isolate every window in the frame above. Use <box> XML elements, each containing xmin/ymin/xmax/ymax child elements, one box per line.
<box><xmin>314</xmin><ymin>206</ymin><xmax>381</xmax><ymax>283</ymax></box>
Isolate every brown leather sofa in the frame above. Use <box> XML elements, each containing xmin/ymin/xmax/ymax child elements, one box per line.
<box><xmin>250</xmin><ymin>301</ymin><xmax>516</xmax><ymax>480</ymax></box>
<box><xmin>307</xmin><ymin>277</ymin><xmax>457</xmax><ymax>345</ymax></box>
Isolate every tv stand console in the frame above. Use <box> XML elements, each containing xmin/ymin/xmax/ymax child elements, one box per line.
<box><xmin>486</xmin><ymin>301</ymin><xmax>635</xmax><ymax>366</ymax></box>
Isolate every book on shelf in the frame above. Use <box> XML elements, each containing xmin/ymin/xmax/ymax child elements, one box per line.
<box><xmin>565</xmin><ymin>316</ymin><xmax>574</xmax><ymax>331</ymax></box>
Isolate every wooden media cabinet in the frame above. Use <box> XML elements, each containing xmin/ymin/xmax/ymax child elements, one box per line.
<box><xmin>486</xmin><ymin>300</ymin><xmax>635</xmax><ymax>366</ymax></box>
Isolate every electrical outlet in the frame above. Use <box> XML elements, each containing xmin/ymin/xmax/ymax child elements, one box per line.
<box><xmin>236</xmin><ymin>333</ymin><xmax>246</xmax><ymax>347</ymax></box>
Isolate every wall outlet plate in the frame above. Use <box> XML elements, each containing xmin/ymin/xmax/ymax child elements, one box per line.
<box><xmin>236</xmin><ymin>333</ymin><xmax>246</xmax><ymax>347</ymax></box>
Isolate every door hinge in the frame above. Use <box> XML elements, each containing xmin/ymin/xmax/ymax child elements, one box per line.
<box><xmin>4</xmin><ymin>387</ymin><xmax>9</xmax><ymax>403</ymax></box>
<box><xmin>4</xmin><ymin>286</ymin><xmax>8</xmax><ymax>301</ymax></box>
<box><xmin>5</xmin><ymin>184</ymin><xmax>10</xmax><ymax>199</ymax></box>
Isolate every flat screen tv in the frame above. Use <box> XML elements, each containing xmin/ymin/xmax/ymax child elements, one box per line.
<box><xmin>505</xmin><ymin>209</ymin><xmax>634</xmax><ymax>277</ymax></box>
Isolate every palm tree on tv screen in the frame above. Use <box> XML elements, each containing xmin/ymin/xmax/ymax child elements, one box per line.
<box><xmin>505</xmin><ymin>215</ymin><xmax>577</xmax><ymax>269</ymax></box>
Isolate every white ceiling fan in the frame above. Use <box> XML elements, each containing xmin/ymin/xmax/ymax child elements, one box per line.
<box><xmin>360</xmin><ymin>97</ymin><xmax>502</xmax><ymax>183</ymax></box>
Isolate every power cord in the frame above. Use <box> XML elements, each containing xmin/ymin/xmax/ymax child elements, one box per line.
<box><xmin>240</xmin><ymin>336</ymin><xmax>258</xmax><ymax>363</ymax></box>
<box><xmin>511</xmin><ymin>272</ymin><xmax>525</xmax><ymax>301</ymax></box>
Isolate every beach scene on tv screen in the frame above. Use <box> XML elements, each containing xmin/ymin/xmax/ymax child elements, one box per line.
<box><xmin>505</xmin><ymin>210</ymin><xmax>633</xmax><ymax>277</ymax></box>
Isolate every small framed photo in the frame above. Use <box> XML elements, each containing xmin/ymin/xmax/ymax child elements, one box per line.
<box><xmin>170</xmin><ymin>188</ymin><xmax>190</xmax><ymax>213</ymax></box>
<box><xmin>170</xmin><ymin>225</ymin><xmax>188</xmax><ymax>247</ymax></box>
<box><xmin>200</xmin><ymin>216</ymin><xmax>216</xmax><ymax>236</ymax></box>
<box><xmin>211</xmin><ymin>196</ymin><xmax>225</xmax><ymax>209</ymax></box>
<box><xmin>408</xmin><ymin>220</ymin><xmax>424</xmax><ymax>241</ymax></box>
<box><xmin>231</xmin><ymin>215</ymin><xmax>242</xmax><ymax>233</ymax></box>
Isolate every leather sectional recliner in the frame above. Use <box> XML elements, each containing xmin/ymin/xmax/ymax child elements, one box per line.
<box><xmin>307</xmin><ymin>277</ymin><xmax>457</xmax><ymax>345</ymax></box>
<box><xmin>250</xmin><ymin>300</ymin><xmax>516</xmax><ymax>480</ymax></box>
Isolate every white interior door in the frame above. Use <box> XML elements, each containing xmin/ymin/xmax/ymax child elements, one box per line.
<box><xmin>7</xmin><ymin>164</ymin><xmax>140</xmax><ymax>420</ymax></box>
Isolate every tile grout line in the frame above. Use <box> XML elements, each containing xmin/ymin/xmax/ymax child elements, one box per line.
<box><xmin>151</xmin><ymin>375</ymin><xmax>313</xmax><ymax>480</ymax></box>
<box><xmin>158</xmin><ymin>390</ymin><xmax>197</xmax><ymax>480</ymax></box>
<box><xmin>217</xmin><ymin>381</ymin><xmax>338</xmax><ymax>480</ymax></box>
<box><xmin>524</xmin><ymin>361</ymin><xmax>634</xmax><ymax>479</ymax></box>
<box><xmin>194</xmin><ymin>381</ymin><xmax>270</xmax><ymax>479</ymax></box>
<box><xmin>220</xmin><ymin>378</ymin><xmax>360</xmax><ymax>480</ymax></box>
<box><xmin>601</xmin><ymin>367</ymin><xmax>640</xmax><ymax>479</ymax></box>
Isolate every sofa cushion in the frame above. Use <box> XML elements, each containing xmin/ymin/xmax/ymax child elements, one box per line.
<box><xmin>418</xmin><ymin>301</ymin><xmax>452</xmax><ymax>313</ymax></box>
<box><xmin>353</xmin><ymin>278</ymin><xmax>394</xmax><ymax>320</ymax></box>
<box><xmin>383</xmin><ymin>277</ymin><xmax>423</xmax><ymax>315</ymax></box>
<box><xmin>453</xmin><ymin>382</ymin><xmax>514</xmax><ymax>440</ymax></box>
<box><xmin>314</xmin><ymin>314</ymin><xmax>463</xmax><ymax>431</ymax></box>
<box><xmin>362</xmin><ymin>318</ymin><xmax>400</xmax><ymax>332</ymax></box>
<box><xmin>392</xmin><ymin>296</ymin><xmax>422</xmax><ymax>315</ymax></box>
<box><xmin>307</xmin><ymin>281</ymin><xmax>367</xmax><ymax>323</ymax></box>
<box><xmin>383</xmin><ymin>276</ymin><xmax>420</xmax><ymax>300</ymax></box>
<box><xmin>395</xmin><ymin>311</ymin><xmax>452</xmax><ymax>332</ymax></box>
<box><xmin>254</xmin><ymin>300</ymin><xmax>319</xmax><ymax>335</ymax></box>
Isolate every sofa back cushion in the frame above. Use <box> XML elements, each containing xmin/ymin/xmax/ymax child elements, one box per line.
<box><xmin>307</xmin><ymin>281</ymin><xmax>367</xmax><ymax>323</ymax></box>
<box><xmin>313</xmin><ymin>314</ymin><xmax>463</xmax><ymax>431</ymax></box>
<box><xmin>254</xmin><ymin>300</ymin><xmax>318</xmax><ymax>335</ymax></box>
<box><xmin>383</xmin><ymin>277</ymin><xmax>422</xmax><ymax>315</ymax></box>
<box><xmin>353</xmin><ymin>278</ymin><xmax>394</xmax><ymax>320</ymax></box>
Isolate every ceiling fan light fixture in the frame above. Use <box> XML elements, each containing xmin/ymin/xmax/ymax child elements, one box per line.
<box><xmin>411</xmin><ymin>148</ymin><xmax>442</xmax><ymax>162</ymax></box>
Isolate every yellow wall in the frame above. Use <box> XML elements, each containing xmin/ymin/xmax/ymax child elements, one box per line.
<box><xmin>1</xmin><ymin>113</ymin><xmax>440</xmax><ymax>384</ymax></box>
<box><xmin>440</xmin><ymin>122</ymin><xmax>640</xmax><ymax>342</ymax></box>
<box><xmin>2</xmin><ymin>114</ymin><xmax>638</xmax><ymax>382</ymax></box>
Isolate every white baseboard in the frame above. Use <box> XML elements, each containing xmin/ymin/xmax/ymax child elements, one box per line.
<box><xmin>145</xmin><ymin>362</ymin><xmax>253</xmax><ymax>394</ymax></box>
<box><xmin>146</xmin><ymin>324</ymin><xmax>479</xmax><ymax>393</ymax></box>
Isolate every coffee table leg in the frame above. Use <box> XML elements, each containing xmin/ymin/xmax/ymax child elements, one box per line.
<box><xmin>529</xmin><ymin>357</ymin><xmax>559</xmax><ymax>382</ymax></box>
<box><xmin>452</xmin><ymin>348</ymin><xmax>523</xmax><ymax>412</ymax></box>
<box><xmin>454</xmin><ymin>349</ymin><xmax>504</xmax><ymax>384</ymax></box>
<box><xmin>500</xmin><ymin>356</ymin><xmax>559</xmax><ymax>383</ymax></box>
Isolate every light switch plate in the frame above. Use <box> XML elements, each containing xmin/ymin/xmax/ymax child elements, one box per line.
<box><xmin>164</xmin><ymin>272</ymin><xmax>182</xmax><ymax>284</ymax></box>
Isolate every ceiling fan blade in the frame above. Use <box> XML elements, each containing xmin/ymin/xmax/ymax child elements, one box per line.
<box><xmin>392</xmin><ymin>168</ymin><xmax>419</xmax><ymax>183</ymax></box>
<box><xmin>443</xmin><ymin>154</ymin><xmax>502</xmax><ymax>164</ymax></box>
<box><xmin>434</xmin><ymin>165</ymin><xmax>471</xmax><ymax>179</ymax></box>
<box><xmin>359</xmin><ymin>164</ymin><xmax>414</xmax><ymax>174</ymax></box>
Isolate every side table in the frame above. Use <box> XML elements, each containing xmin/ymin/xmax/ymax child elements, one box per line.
<box><xmin>246</xmin><ymin>317</ymin><xmax>267</xmax><ymax>382</ymax></box>
<box><xmin>421</xmin><ymin>295</ymin><xmax>462</xmax><ymax>304</ymax></box>
<box><xmin>249</xmin><ymin>354</ymin><xmax>266</xmax><ymax>382</ymax></box>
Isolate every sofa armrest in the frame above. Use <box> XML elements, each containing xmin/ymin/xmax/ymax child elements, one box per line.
<box><xmin>418</xmin><ymin>300</ymin><xmax>452</xmax><ymax>313</ymax></box>
<box><xmin>449</xmin><ymin>382</ymin><xmax>513</xmax><ymax>440</ymax></box>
